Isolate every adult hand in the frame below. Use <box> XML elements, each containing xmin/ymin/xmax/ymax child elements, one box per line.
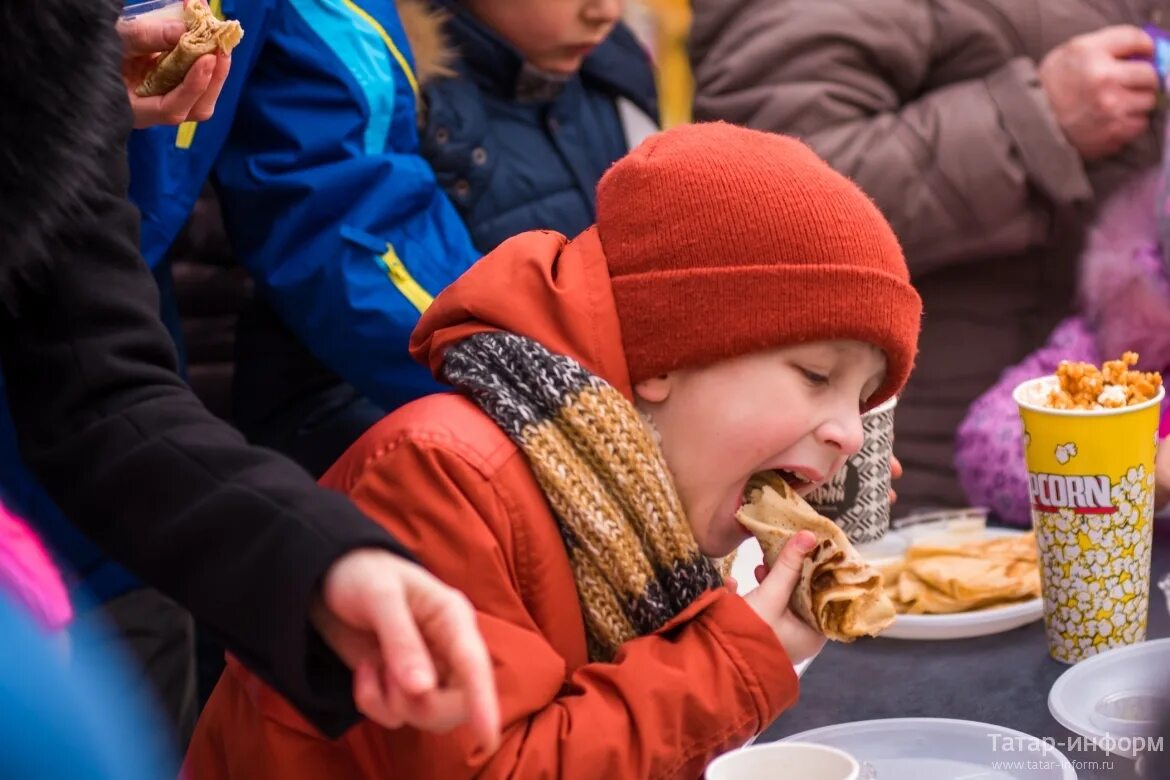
<box><xmin>312</xmin><ymin>549</ymin><xmax>501</xmax><ymax>754</ymax></box>
<box><xmin>117</xmin><ymin>14</ymin><xmax>231</xmax><ymax>128</ymax></box>
<box><xmin>742</xmin><ymin>531</ymin><xmax>826</xmax><ymax>665</ymax></box>
<box><xmin>1038</xmin><ymin>25</ymin><xmax>1158</xmax><ymax>160</ymax></box>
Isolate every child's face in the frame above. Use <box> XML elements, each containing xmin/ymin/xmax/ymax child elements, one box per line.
<box><xmin>635</xmin><ymin>341</ymin><xmax>887</xmax><ymax>558</ymax></box>
<box><xmin>462</xmin><ymin>0</ymin><xmax>623</xmax><ymax>74</ymax></box>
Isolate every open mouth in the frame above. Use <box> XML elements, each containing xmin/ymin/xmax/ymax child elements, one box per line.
<box><xmin>745</xmin><ymin>469</ymin><xmax>818</xmax><ymax>499</ymax></box>
<box><xmin>774</xmin><ymin>468</ymin><xmax>815</xmax><ymax>491</ymax></box>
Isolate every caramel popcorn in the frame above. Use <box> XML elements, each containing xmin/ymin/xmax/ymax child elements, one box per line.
<box><xmin>1046</xmin><ymin>352</ymin><xmax>1163</xmax><ymax>410</ymax></box>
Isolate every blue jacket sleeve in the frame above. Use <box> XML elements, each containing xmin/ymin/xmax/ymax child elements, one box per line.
<box><xmin>212</xmin><ymin>0</ymin><xmax>479</xmax><ymax>410</ymax></box>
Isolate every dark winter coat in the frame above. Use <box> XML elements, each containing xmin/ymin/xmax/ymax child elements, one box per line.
<box><xmin>0</xmin><ymin>0</ymin><xmax>410</xmax><ymax>738</ymax></box>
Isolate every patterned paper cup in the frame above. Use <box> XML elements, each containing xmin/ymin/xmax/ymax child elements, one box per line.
<box><xmin>807</xmin><ymin>395</ymin><xmax>897</xmax><ymax>545</ymax></box>
<box><xmin>1014</xmin><ymin>376</ymin><xmax>1163</xmax><ymax>664</ymax></box>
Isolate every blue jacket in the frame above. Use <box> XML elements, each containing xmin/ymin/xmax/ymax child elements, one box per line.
<box><xmin>420</xmin><ymin>3</ymin><xmax>658</xmax><ymax>252</ymax></box>
<box><xmin>127</xmin><ymin>0</ymin><xmax>479</xmax><ymax>410</ymax></box>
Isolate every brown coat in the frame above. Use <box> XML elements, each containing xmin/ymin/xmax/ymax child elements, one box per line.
<box><xmin>691</xmin><ymin>0</ymin><xmax>1166</xmax><ymax>510</ymax></box>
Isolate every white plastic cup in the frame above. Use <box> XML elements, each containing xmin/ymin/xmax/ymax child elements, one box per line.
<box><xmin>706</xmin><ymin>742</ymin><xmax>861</xmax><ymax>780</ymax></box>
<box><xmin>120</xmin><ymin>0</ymin><xmax>185</xmax><ymax>21</ymax></box>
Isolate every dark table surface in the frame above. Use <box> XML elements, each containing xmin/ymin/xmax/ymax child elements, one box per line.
<box><xmin>761</xmin><ymin>531</ymin><xmax>1170</xmax><ymax>780</ymax></box>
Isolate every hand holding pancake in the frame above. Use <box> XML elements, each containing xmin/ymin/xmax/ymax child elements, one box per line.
<box><xmin>742</xmin><ymin>530</ymin><xmax>828</xmax><ymax>665</ymax></box>
<box><xmin>134</xmin><ymin>0</ymin><xmax>243</xmax><ymax>98</ymax></box>
<box><xmin>117</xmin><ymin>0</ymin><xmax>238</xmax><ymax>127</ymax></box>
<box><xmin>737</xmin><ymin>472</ymin><xmax>897</xmax><ymax>642</ymax></box>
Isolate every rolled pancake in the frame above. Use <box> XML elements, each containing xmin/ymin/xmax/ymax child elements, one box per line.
<box><xmin>136</xmin><ymin>0</ymin><xmax>244</xmax><ymax>97</ymax></box>
<box><xmin>735</xmin><ymin>472</ymin><xmax>895</xmax><ymax>641</ymax></box>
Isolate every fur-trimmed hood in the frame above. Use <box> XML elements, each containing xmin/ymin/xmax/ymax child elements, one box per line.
<box><xmin>1078</xmin><ymin>168</ymin><xmax>1170</xmax><ymax>372</ymax></box>
<box><xmin>0</xmin><ymin>0</ymin><xmax>131</xmax><ymax>315</ymax></box>
<box><xmin>396</xmin><ymin>0</ymin><xmax>456</xmax><ymax>87</ymax></box>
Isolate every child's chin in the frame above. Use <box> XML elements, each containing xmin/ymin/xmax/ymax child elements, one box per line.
<box><xmin>539</xmin><ymin>56</ymin><xmax>583</xmax><ymax>75</ymax></box>
<box><xmin>700</xmin><ymin>529</ymin><xmax>748</xmax><ymax>560</ymax></box>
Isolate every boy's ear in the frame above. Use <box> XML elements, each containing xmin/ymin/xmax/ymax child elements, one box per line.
<box><xmin>633</xmin><ymin>374</ymin><xmax>672</xmax><ymax>404</ymax></box>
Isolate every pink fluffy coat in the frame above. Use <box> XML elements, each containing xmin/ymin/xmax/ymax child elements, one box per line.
<box><xmin>1078</xmin><ymin>169</ymin><xmax>1170</xmax><ymax>372</ymax></box>
<box><xmin>956</xmin><ymin>170</ymin><xmax>1170</xmax><ymax>525</ymax></box>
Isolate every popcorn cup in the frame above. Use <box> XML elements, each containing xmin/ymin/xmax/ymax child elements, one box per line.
<box><xmin>807</xmin><ymin>395</ymin><xmax>897</xmax><ymax>544</ymax></box>
<box><xmin>1013</xmin><ymin>376</ymin><xmax>1164</xmax><ymax>664</ymax></box>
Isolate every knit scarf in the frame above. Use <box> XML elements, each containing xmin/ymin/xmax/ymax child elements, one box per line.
<box><xmin>442</xmin><ymin>332</ymin><xmax>724</xmax><ymax>661</ymax></box>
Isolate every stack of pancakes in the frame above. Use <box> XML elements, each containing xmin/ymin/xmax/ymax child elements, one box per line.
<box><xmin>882</xmin><ymin>533</ymin><xmax>1041</xmax><ymax>615</ymax></box>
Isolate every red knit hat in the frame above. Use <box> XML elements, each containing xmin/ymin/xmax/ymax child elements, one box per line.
<box><xmin>595</xmin><ymin>122</ymin><xmax>922</xmax><ymax>407</ymax></box>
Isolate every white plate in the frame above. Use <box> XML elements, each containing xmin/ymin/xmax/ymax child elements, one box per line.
<box><xmin>878</xmin><ymin>526</ymin><xmax>1043</xmax><ymax>640</ymax></box>
<box><xmin>781</xmin><ymin>718</ymin><xmax>1077</xmax><ymax>779</ymax></box>
<box><xmin>883</xmin><ymin>594</ymin><xmax>1044</xmax><ymax>641</ymax></box>
<box><xmin>730</xmin><ymin>527</ymin><xmax>1044</xmax><ymax>641</ymax></box>
<box><xmin>1049</xmin><ymin>638</ymin><xmax>1170</xmax><ymax>760</ymax></box>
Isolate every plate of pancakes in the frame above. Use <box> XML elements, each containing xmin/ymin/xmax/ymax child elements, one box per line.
<box><xmin>868</xmin><ymin>511</ymin><xmax>1043</xmax><ymax>640</ymax></box>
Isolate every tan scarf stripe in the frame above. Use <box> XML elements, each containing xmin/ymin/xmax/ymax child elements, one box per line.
<box><xmin>522</xmin><ymin>420</ymin><xmax>655</xmax><ymax>598</ymax></box>
<box><xmin>538</xmin><ymin>386</ymin><xmax>720</xmax><ymax>629</ymax></box>
<box><xmin>573</xmin><ymin>555</ymin><xmax>638</xmax><ymax>651</ymax></box>
<box><xmin>557</xmin><ymin>389</ymin><xmax>681</xmax><ymax>568</ymax></box>
<box><xmin>561</xmin><ymin>389</ymin><xmax>700</xmax><ymax>574</ymax></box>
<box><xmin>442</xmin><ymin>332</ymin><xmax>724</xmax><ymax>660</ymax></box>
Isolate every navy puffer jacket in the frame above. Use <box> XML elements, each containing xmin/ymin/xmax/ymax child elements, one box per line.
<box><xmin>420</xmin><ymin>2</ymin><xmax>659</xmax><ymax>252</ymax></box>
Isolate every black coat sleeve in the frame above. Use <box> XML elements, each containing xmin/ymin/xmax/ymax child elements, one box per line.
<box><xmin>0</xmin><ymin>0</ymin><xmax>412</xmax><ymax>739</ymax></box>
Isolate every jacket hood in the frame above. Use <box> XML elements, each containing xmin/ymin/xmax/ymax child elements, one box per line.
<box><xmin>410</xmin><ymin>228</ymin><xmax>634</xmax><ymax>398</ymax></box>
<box><xmin>395</xmin><ymin>0</ymin><xmax>456</xmax><ymax>86</ymax></box>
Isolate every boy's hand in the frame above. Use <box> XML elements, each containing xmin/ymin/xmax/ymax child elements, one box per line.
<box><xmin>117</xmin><ymin>14</ymin><xmax>231</xmax><ymax>127</ymax></box>
<box><xmin>742</xmin><ymin>531</ymin><xmax>827</xmax><ymax>665</ymax></box>
<box><xmin>312</xmin><ymin>550</ymin><xmax>501</xmax><ymax>754</ymax></box>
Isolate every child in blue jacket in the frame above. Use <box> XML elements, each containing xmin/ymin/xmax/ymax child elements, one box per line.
<box><xmin>413</xmin><ymin>0</ymin><xmax>659</xmax><ymax>252</ymax></box>
<box><xmin>233</xmin><ymin>0</ymin><xmax>660</xmax><ymax>468</ymax></box>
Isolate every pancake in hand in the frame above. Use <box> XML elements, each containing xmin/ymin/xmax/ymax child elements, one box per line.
<box><xmin>136</xmin><ymin>0</ymin><xmax>244</xmax><ymax>97</ymax></box>
<box><xmin>735</xmin><ymin>472</ymin><xmax>896</xmax><ymax>642</ymax></box>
